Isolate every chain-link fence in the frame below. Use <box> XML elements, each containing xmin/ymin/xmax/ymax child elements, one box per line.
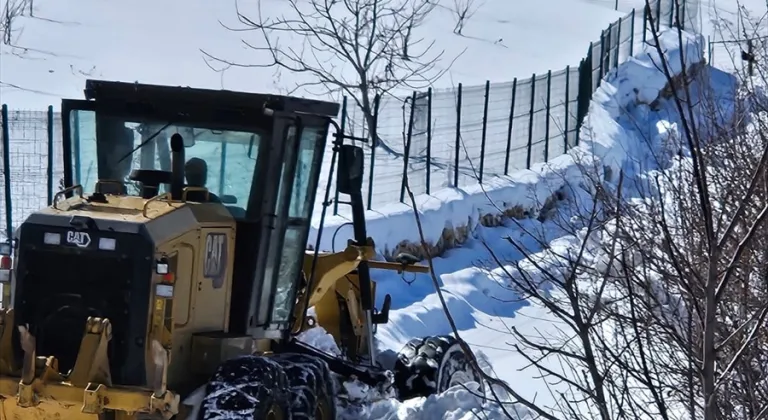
<box><xmin>336</xmin><ymin>6</ymin><xmax>646</xmax><ymax>211</ymax></box>
<box><xmin>351</xmin><ymin>70</ymin><xmax>582</xmax><ymax>209</ymax></box>
<box><xmin>645</xmin><ymin>0</ymin><xmax>700</xmax><ymax>34</ymax></box>
<box><xmin>587</xmin><ymin>0</ymin><xmax>700</xmax><ymax>34</ymax></box>
<box><xmin>0</xmin><ymin>1</ymin><xmax>699</xmax><ymax>229</ymax></box>
<box><xmin>0</xmin><ymin>105</ymin><xmax>65</xmax><ymax>239</ymax></box>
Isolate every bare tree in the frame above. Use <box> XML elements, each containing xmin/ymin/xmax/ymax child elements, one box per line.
<box><xmin>1</xmin><ymin>0</ymin><xmax>32</xmax><ymax>46</ymax></box>
<box><xmin>397</xmin><ymin>2</ymin><xmax>768</xmax><ymax>419</ymax></box>
<box><xmin>496</xmin><ymin>20</ymin><xmax>767</xmax><ymax>420</ymax></box>
<box><xmin>1</xmin><ymin>0</ymin><xmax>72</xmax><ymax>64</ymax></box>
<box><xmin>205</xmin><ymin>0</ymin><xmax>461</xmax><ymax>150</ymax></box>
<box><xmin>451</xmin><ymin>0</ymin><xmax>478</xmax><ymax>35</ymax></box>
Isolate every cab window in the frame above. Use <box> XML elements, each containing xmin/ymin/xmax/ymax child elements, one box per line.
<box><xmin>68</xmin><ymin>110</ymin><xmax>260</xmax><ymax>208</ymax></box>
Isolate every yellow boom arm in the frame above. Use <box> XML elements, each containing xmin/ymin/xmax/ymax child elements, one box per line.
<box><xmin>292</xmin><ymin>240</ymin><xmax>428</xmax><ymax>345</ymax></box>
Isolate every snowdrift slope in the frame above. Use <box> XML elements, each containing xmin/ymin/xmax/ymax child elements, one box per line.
<box><xmin>302</xmin><ymin>29</ymin><xmax>737</xmax><ymax>418</ymax></box>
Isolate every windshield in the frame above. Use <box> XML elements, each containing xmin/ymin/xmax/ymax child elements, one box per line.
<box><xmin>68</xmin><ymin>110</ymin><xmax>260</xmax><ymax>207</ymax></box>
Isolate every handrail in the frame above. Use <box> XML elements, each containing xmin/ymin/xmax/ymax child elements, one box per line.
<box><xmin>52</xmin><ymin>185</ymin><xmax>84</xmax><ymax>210</ymax></box>
<box><xmin>142</xmin><ymin>192</ymin><xmax>172</xmax><ymax>218</ymax></box>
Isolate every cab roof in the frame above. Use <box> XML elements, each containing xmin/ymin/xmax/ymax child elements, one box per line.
<box><xmin>82</xmin><ymin>79</ymin><xmax>341</xmax><ymax>119</ymax></box>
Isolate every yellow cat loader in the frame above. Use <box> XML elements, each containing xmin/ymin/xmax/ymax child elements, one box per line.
<box><xmin>0</xmin><ymin>80</ymin><xmax>483</xmax><ymax>419</ymax></box>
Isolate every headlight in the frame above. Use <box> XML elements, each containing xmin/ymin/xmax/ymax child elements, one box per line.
<box><xmin>98</xmin><ymin>237</ymin><xmax>117</xmax><ymax>251</ymax></box>
<box><xmin>43</xmin><ymin>232</ymin><xmax>61</xmax><ymax>245</ymax></box>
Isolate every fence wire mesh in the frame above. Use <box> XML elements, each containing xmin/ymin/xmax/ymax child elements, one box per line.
<box><xmin>0</xmin><ymin>1</ymin><xmax>701</xmax><ymax>226</ymax></box>
<box><xmin>0</xmin><ymin>108</ymin><xmax>64</xmax><ymax>238</ymax></box>
<box><xmin>341</xmin><ymin>3</ymin><xmax>645</xmax><ymax>211</ymax></box>
<box><xmin>648</xmin><ymin>0</ymin><xmax>701</xmax><ymax>33</ymax></box>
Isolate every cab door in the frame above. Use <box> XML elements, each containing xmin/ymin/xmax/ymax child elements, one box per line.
<box><xmin>193</xmin><ymin>227</ymin><xmax>236</xmax><ymax>331</ymax></box>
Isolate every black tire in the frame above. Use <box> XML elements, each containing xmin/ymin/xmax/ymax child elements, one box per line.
<box><xmin>271</xmin><ymin>353</ymin><xmax>338</xmax><ymax>420</ymax></box>
<box><xmin>393</xmin><ymin>335</ymin><xmax>485</xmax><ymax>401</ymax></box>
<box><xmin>198</xmin><ymin>355</ymin><xmax>291</xmax><ymax>420</ymax></box>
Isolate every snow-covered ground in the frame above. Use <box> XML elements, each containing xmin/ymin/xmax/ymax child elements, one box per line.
<box><xmin>291</xmin><ymin>27</ymin><xmax>738</xmax><ymax>418</ymax></box>
<box><xmin>0</xmin><ymin>0</ymin><xmax>758</xmax><ymax>419</ymax></box>
<box><xmin>0</xmin><ymin>0</ymin><xmax>623</xmax><ymax>110</ymax></box>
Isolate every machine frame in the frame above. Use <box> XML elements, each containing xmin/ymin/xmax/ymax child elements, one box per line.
<box><xmin>0</xmin><ymin>80</ymin><xmax>484</xmax><ymax>420</ymax></box>
<box><xmin>59</xmin><ymin>80</ymin><xmax>337</xmax><ymax>340</ymax></box>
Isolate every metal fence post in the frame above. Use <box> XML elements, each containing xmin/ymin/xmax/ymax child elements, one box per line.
<box><xmin>479</xmin><ymin>80</ymin><xmax>490</xmax><ymax>183</ymax></box>
<box><xmin>426</xmin><ymin>88</ymin><xmax>432</xmax><ymax>195</ymax></box>
<box><xmin>333</xmin><ymin>96</ymin><xmax>347</xmax><ymax>215</ymax></box>
<box><xmin>576</xmin><ymin>54</ymin><xmax>593</xmax><ymax>146</ymax></box>
<box><xmin>504</xmin><ymin>78</ymin><xmax>517</xmax><ymax>175</ymax></box>
<box><xmin>367</xmin><ymin>94</ymin><xmax>380</xmax><ymax>210</ymax></box>
<box><xmin>655</xmin><ymin>0</ymin><xmax>661</xmax><ymax>31</ymax></box>
<box><xmin>1</xmin><ymin>105</ymin><xmax>12</xmax><ymax>238</ymax></box>
<box><xmin>643</xmin><ymin>5</ymin><xmax>648</xmax><ymax>42</ymax></box>
<box><xmin>526</xmin><ymin>74</ymin><xmax>536</xmax><ymax>169</ymax></box>
<box><xmin>614</xmin><ymin>19</ymin><xmax>622</xmax><ymax>69</ymax></box>
<box><xmin>543</xmin><ymin>71</ymin><xmax>552</xmax><ymax>162</ymax></box>
<box><xmin>599</xmin><ymin>30</ymin><xmax>606</xmax><ymax>84</ymax></box>
<box><xmin>629</xmin><ymin>9</ymin><xmax>636</xmax><ymax>56</ymax></box>
<box><xmin>454</xmin><ymin>83</ymin><xmax>463</xmax><ymax>187</ymax></box>
<box><xmin>603</xmin><ymin>25</ymin><xmax>611</xmax><ymax>77</ymax></box>
<box><xmin>400</xmin><ymin>92</ymin><xmax>416</xmax><ymax>203</ymax></box>
<box><xmin>563</xmin><ymin>66</ymin><xmax>570</xmax><ymax>153</ymax></box>
<box><xmin>47</xmin><ymin>105</ymin><xmax>54</xmax><ymax>205</ymax></box>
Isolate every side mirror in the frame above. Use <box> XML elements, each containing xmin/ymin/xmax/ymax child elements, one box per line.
<box><xmin>220</xmin><ymin>194</ymin><xmax>237</xmax><ymax>204</ymax></box>
<box><xmin>337</xmin><ymin>144</ymin><xmax>364</xmax><ymax>195</ymax></box>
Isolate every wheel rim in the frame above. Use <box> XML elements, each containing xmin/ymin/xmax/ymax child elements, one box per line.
<box><xmin>447</xmin><ymin>367</ymin><xmax>476</xmax><ymax>389</ymax></box>
<box><xmin>437</xmin><ymin>344</ymin><xmax>485</xmax><ymax>395</ymax></box>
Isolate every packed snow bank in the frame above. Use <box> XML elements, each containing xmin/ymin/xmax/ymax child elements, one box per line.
<box><xmin>582</xmin><ymin>29</ymin><xmax>706</xmax><ymax>179</ymax></box>
<box><xmin>186</xmin><ymin>27</ymin><xmax>721</xmax><ymax>420</ymax></box>
<box><xmin>370</xmin><ymin>30</ymin><xmax>734</xmax><ymax>417</ymax></box>
<box><xmin>309</xmin><ymin>157</ymin><xmax>578</xmax><ymax>255</ymax></box>
<box><xmin>309</xmin><ymin>28</ymin><xmax>706</xmax><ymax>256</ymax></box>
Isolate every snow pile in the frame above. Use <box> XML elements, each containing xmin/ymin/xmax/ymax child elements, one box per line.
<box><xmin>296</xmin><ymin>326</ymin><xmax>343</xmax><ymax>357</ymax></box>
<box><xmin>374</xmin><ymin>29</ymin><xmax>734</xmax><ymax>415</ymax></box>
<box><xmin>580</xmin><ymin>29</ymin><xmax>706</xmax><ymax>179</ymax></box>
<box><xmin>297</xmin><ymin>28</ymin><xmax>738</xmax><ymax>419</ymax></box>
<box><xmin>309</xmin><ymin>159</ymin><xmax>579</xmax><ymax>254</ymax></box>
<box><xmin>293</xmin><ymin>327</ymin><xmax>525</xmax><ymax>420</ymax></box>
<box><xmin>311</xmin><ymin>29</ymin><xmax>707</xmax><ymax>256</ymax></box>
<box><xmin>345</xmin><ymin>386</ymin><xmax>516</xmax><ymax>420</ymax></box>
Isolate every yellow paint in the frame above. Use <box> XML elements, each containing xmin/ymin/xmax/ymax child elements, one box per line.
<box><xmin>0</xmin><ymin>180</ymin><xmax>432</xmax><ymax>420</ymax></box>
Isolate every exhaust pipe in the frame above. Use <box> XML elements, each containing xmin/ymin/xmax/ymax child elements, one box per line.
<box><xmin>170</xmin><ymin>133</ymin><xmax>185</xmax><ymax>200</ymax></box>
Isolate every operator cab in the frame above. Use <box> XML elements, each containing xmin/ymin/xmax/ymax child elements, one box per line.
<box><xmin>10</xmin><ymin>79</ymin><xmax>339</xmax><ymax>386</ymax></box>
